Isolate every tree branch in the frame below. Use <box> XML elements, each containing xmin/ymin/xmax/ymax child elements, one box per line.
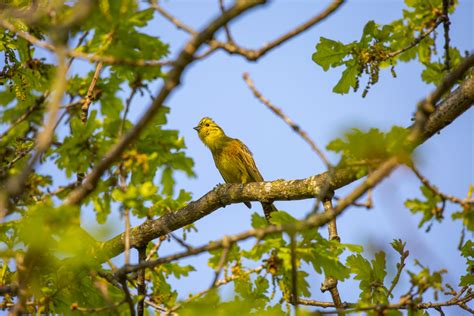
<box><xmin>218</xmin><ymin>0</ymin><xmax>235</xmax><ymax>43</ymax></box>
<box><xmin>0</xmin><ymin>19</ymin><xmax>171</xmax><ymax>67</ymax></box>
<box><xmin>321</xmin><ymin>199</ymin><xmax>344</xmax><ymax>312</ymax></box>
<box><xmin>410</xmin><ymin>164</ymin><xmax>473</xmax><ymax>207</ymax></box>
<box><xmin>80</xmin><ymin>62</ymin><xmax>103</xmax><ymax>124</ymax></box>
<box><xmin>308</xmin><ymin>290</ymin><xmax>474</xmax><ymax>314</ymax></box>
<box><xmin>153</xmin><ymin>0</ymin><xmax>345</xmax><ymax>61</ymax></box>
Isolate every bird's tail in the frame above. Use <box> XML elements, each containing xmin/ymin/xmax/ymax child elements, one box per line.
<box><xmin>261</xmin><ymin>202</ymin><xmax>278</xmax><ymax>222</ymax></box>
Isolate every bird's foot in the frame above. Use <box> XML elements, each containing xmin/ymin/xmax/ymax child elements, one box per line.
<box><xmin>214</xmin><ymin>183</ymin><xmax>224</xmax><ymax>189</ymax></box>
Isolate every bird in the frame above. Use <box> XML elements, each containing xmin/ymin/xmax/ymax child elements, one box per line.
<box><xmin>194</xmin><ymin>117</ymin><xmax>277</xmax><ymax>221</ymax></box>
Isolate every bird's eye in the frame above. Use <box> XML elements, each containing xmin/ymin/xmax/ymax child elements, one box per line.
<box><xmin>205</xmin><ymin>123</ymin><xmax>209</xmax><ymax>127</ymax></box>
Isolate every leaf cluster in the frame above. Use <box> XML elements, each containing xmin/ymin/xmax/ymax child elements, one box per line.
<box><xmin>312</xmin><ymin>0</ymin><xmax>464</xmax><ymax>96</ymax></box>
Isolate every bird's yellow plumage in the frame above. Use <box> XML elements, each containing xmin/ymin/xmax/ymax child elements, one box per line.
<box><xmin>194</xmin><ymin>117</ymin><xmax>277</xmax><ymax>221</ymax></box>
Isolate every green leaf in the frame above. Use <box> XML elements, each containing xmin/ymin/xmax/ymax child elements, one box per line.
<box><xmin>161</xmin><ymin>167</ymin><xmax>174</xmax><ymax>196</ymax></box>
<box><xmin>333</xmin><ymin>63</ymin><xmax>359</xmax><ymax>94</ymax></box>
<box><xmin>452</xmin><ymin>199</ymin><xmax>474</xmax><ymax>231</ymax></box>
<box><xmin>405</xmin><ymin>185</ymin><xmax>443</xmax><ymax>229</ymax></box>
<box><xmin>460</xmin><ymin>240</ymin><xmax>474</xmax><ymax>286</ymax></box>
<box><xmin>139</xmin><ymin>181</ymin><xmax>158</xmax><ymax>198</ymax></box>
<box><xmin>372</xmin><ymin>251</ymin><xmax>387</xmax><ymax>284</ymax></box>
<box><xmin>269</xmin><ymin>211</ymin><xmax>297</xmax><ymax>225</ymax></box>
<box><xmin>347</xmin><ymin>254</ymin><xmax>372</xmax><ymax>281</ymax></box>
<box><xmin>312</xmin><ymin>37</ymin><xmax>350</xmax><ymax>71</ymax></box>
<box><xmin>421</xmin><ymin>62</ymin><xmax>445</xmax><ymax>84</ymax></box>
<box><xmin>347</xmin><ymin>252</ymin><xmax>388</xmax><ymax>304</ymax></box>
<box><xmin>92</xmin><ymin>193</ymin><xmax>111</xmax><ymax>224</ymax></box>
<box><xmin>251</xmin><ymin>212</ymin><xmax>267</xmax><ymax>229</ymax></box>
<box><xmin>390</xmin><ymin>239</ymin><xmax>406</xmax><ymax>256</ymax></box>
<box><xmin>208</xmin><ymin>244</ymin><xmax>241</xmax><ymax>269</ymax></box>
<box><xmin>129</xmin><ymin>8</ymin><xmax>155</xmax><ymax>27</ymax></box>
<box><xmin>361</xmin><ymin>20</ymin><xmax>376</xmax><ymax>43</ymax></box>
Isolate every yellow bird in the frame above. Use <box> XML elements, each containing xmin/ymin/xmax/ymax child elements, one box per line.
<box><xmin>194</xmin><ymin>117</ymin><xmax>277</xmax><ymax>221</ymax></box>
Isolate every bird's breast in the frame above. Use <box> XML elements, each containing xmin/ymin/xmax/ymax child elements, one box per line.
<box><xmin>212</xmin><ymin>142</ymin><xmax>244</xmax><ymax>184</ymax></box>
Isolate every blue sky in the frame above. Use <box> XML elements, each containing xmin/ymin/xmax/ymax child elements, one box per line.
<box><xmin>31</xmin><ymin>0</ymin><xmax>473</xmax><ymax>313</ymax></box>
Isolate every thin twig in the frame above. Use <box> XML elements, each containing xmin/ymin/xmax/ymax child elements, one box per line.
<box><xmin>297</xmin><ymin>298</ymin><xmax>338</xmax><ymax>308</ymax></box>
<box><xmin>218</xmin><ymin>0</ymin><xmax>235</xmax><ymax>43</ymax></box>
<box><xmin>137</xmin><ymin>247</ymin><xmax>147</xmax><ymax>316</ymax></box>
<box><xmin>323</xmin><ymin>198</ymin><xmax>339</xmax><ymax>242</ymax></box>
<box><xmin>442</xmin><ymin>0</ymin><xmax>451</xmax><ymax>71</ymax></box>
<box><xmin>170</xmin><ymin>233</ymin><xmax>194</xmax><ymax>251</ymax></box>
<box><xmin>120</xmin><ymin>278</ymin><xmax>136</xmax><ymax>316</ymax></box>
<box><xmin>387</xmin><ymin>249</ymin><xmax>408</xmax><ymax>298</ymax></box>
<box><xmin>459</xmin><ymin>303</ymin><xmax>474</xmax><ymax>314</ymax></box>
<box><xmin>76</xmin><ymin>61</ymin><xmax>103</xmax><ymax>184</ymax></box>
<box><xmin>72</xmin><ymin>300</ymin><xmax>125</xmax><ymax>313</ymax></box>
<box><xmin>289</xmin><ymin>233</ymin><xmax>298</xmax><ymax>309</ymax></box>
<box><xmin>334</xmin><ymin>192</ymin><xmax>373</xmax><ymax>209</ymax></box>
<box><xmin>209</xmin><ymin>237</ymin><xmax>231</xmax><ymax>289</ymax></box>
<box><xmin>119</xmin><ymin>170</ymin><xmax>131</xmax><ymax>265</ymax></box>
<box><xmin>322</xmin><ymin>198</ymin><xmax>343</xmax><ymax>313</ymax></box>
<box><xmin>124</xmin><ymin>208</ymin><xmax>131</xmax><ymax>265</ymax></box>
<box><xmin>81</xmin><ymin>62</ymin><xmax>103</xmax><ymax>124</ymax></box>
<box><xmin>410</xmin><ymin>164</ymin><xmax>472</xmax><ymax>207</ymax></box>
<box><xmin>387</xmin><ymin>17</ymin><xmax>444</xmax><ymax>59</ymax></box>
<box><xmin>67</xmin><ymin>30</ymin><xmax>90</xmax><ymax>68</ymax></box>
<box><xmin>144</xmin><ymin>299</ymin><xmax>169</xmax><ymax>313</ymax></box>
<box><xmin>242</xmin><ymin>72</ymin><xmax>332</xmax><ymax>169</ymax></box>
<box><xmin>151</xmin><ymin>0</ymin><xmax>196</xmax><ymax>35</ymax></box>
<box><xmin>120</xmin><ymin>86</ymin><xmax>138</xmax><ymax>135</ymax></box>
<box><xmin>146</xmin><ymin>238</ymin><xmax>164</xmax><ymax>261</ymax></box>
<box><xmin>6</xmin><ymin>147</ymin><xmax>32</xmax><ymax>170</ymax></box>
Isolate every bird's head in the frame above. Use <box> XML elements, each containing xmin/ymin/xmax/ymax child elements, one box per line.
<box><xmin>194</xmin><ymin>117</ymin><xmax>226</xmax><ymax>148</ymax></box>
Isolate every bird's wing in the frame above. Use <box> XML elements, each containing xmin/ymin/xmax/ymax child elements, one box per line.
<box><xmin>235</xmin><ymin>139</ymin><xmax>264</xmax><ymax>183</ymax></box>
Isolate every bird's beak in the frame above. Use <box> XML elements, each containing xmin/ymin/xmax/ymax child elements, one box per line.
<box><xmin>193</xmin><ymin>126</ymin><xmax>200</xmax><ymax>131</ymax></box>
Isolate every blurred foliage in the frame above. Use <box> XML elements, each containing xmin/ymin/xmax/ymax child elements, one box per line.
<box><xmin>0</xmin><ymin>0</ymin><xmax>471</xmax><ymax>314</ymax></box>
<box><xmin>327</xmin><ymin>126</ymin><xmax>410</xmax><ymax>177</ymax></box>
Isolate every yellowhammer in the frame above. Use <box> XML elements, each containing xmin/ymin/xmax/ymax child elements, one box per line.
<box><xmin>194</xmin><ymin>117</ymin><xmax>277</xmax><ymax>221</ymax></box>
